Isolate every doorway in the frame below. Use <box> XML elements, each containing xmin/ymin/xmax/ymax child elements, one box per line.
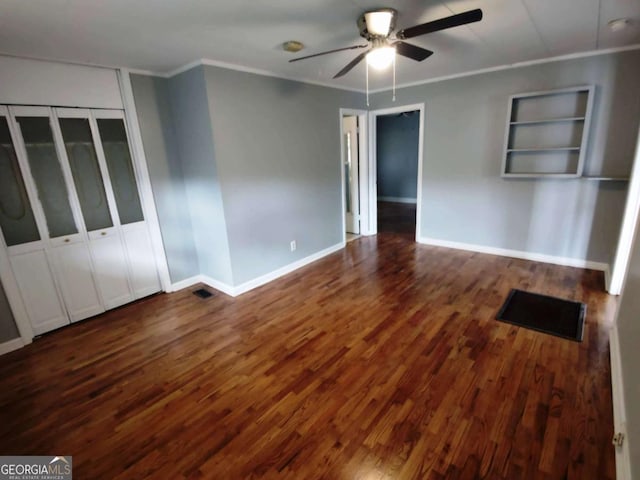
<box><xmin>340</xmin><ymin>109</ymin><xmax>368</xmax><ymax>242</ymax></box>
<box><xmin>368</xmin><ymin>104</ymin><xmax>425</xmax><ymax>241</ymax></box>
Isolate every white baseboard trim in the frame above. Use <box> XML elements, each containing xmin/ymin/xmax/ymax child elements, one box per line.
<box><xmin>610</xmin><ymin>325</ymin><xmax>632</xmax><ymax>480</ymax></box>
<box><xmin>199</xmin><ymin>275</ymin><xmax>236</xmax><ymax>297</ymax></box>
<box><xmin>418</xmin><ymin>237</ymin><xmax>610</xmax><ymax>272</ymax></box>
<box><xmin>167</xmin><ymin>275</ymin><xmax>202</xmax><ymax>293</ymax></box>
<box><xmin>0</xmin><ymin>337</ymin><xmax>24</xmax><ymax>356</ymax></box>
<box><xmin>230</xmin><ymin>242</ymin><xmax>345</xmax><ymax>296</ymax></box>
<box><xmin>377</xmin><ymin>196</ymin><xmax>417</xmax><ymax>204</ymax></box>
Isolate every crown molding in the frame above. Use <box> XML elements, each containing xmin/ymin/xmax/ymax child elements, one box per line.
<box><xmin>4</xmin><ymin>42</ymin><xmax>640</xmax><ymax>96</ymax></box>
<box><xmin>370</xmin><ymin>43</ymin><xmax>640</xmax><ymax>93</ymax></box>
<box><xmin>161</xmin><ymin>58</ymin><xmax>364</xmax><ymax>93</ymax></box>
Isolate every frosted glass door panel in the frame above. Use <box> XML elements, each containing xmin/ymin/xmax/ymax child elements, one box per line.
<box><xmin>17</xmin><ymin>116</ymin><xmax>78</xmax><ymax>238</ymax></box>
<box><xmin>97</xmin><ymin>119</ymin><xmax>144</xmax><ymax>225</ymax></box>
<box><xmin>0</xmin><ymin>117</ymin><xmax>40</xmax><ymax>246</ymax></box>
<box><xmin>59</xmin><ymin>118</ymin><xmax>113</xmax><ymax>232</ymax></box>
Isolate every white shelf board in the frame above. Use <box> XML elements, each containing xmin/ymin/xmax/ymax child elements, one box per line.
<box><xmin>502</xmin><ymin>172</ymin><xmax>580</xmax><ymax>179</ymax></box>
<box><xmin>510</xmin><ymin>117</ymin><xmax>585</xmax><ymax>125</ymax></box>
<box><xmin>581</xmin><ymin>176</ymin><xmax>630</xmax><ymax>181</ymax></box>
<box><xmin>506</xmin><ymin>147</ymin><xmax>580</xmax><ymax>153</ymax></box>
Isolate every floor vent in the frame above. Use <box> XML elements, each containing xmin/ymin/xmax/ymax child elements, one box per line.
<box><xmin>193</xmin><ymin>288</ymin><xmax>214</xmax><ymax>299</ymax></box>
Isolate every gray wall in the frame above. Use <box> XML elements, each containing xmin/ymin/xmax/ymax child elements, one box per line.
<box><xmin>130</xmin><ymin>74</ymin><xmax>199</xmax><ymax>283</ymax></box>
<box><xmin>371</xmin><ymin>50</ymin><xmax>640</xmax><ymax>265</ymax></box>
<box><xmin>0</xmin><ymin>279</ymin><xmax>19</xmax><ymax>342</ymax></box>
<box><xmin>202</xmin><ymin>65</ymin><xmax>364</xmax><ymax>285</ymax></box>
<box><xmin>614</xmin><ymin>204</ymin><xmax>640</xmax><ymax>478</ymax></box>
<box><xmin>167</xmin><ymin>67</ymin><xmax>234</xmax><ymax>284</ymax></box>
<box><xmin>376</xmin><ymin>112</ymin><xmax>419</xmax><ymax>200</ymax></box>
<box><xmin>132</xmin><ymin>67</ymin><xmax>364</xmax><ymax>287</ymax></box>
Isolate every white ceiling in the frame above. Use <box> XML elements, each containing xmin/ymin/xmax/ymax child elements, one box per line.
<box><xmin>0</xmin><ymin>0</ymin><xmax>639</xmax><ymax>90</ymax></box>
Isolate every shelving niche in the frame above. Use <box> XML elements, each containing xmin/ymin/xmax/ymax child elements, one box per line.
<box><xmin>501</xmin><ymin>86</ymin><xmax>595</xmax><ymax>178</ymax></box>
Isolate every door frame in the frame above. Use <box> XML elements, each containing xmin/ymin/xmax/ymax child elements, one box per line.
<box><xmin>118</xmin><ymin>69</ymin><xmax>172</xmax><ymax>292</ymax></box>
<box><xmin>339</xmin><ymin>108</ymin><xmax>369</xmax><ymax>242</ymax></box>
<box><xmin>368</xmin><ymin>103</ymin><xmax>425</xmax><ymax>241</ymax></box>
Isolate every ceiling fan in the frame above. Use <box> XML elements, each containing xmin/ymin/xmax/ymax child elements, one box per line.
<box><xmin>289</xmin><ymin>8</ymin><xmax>483</xmax><ymax>78</ymax></box>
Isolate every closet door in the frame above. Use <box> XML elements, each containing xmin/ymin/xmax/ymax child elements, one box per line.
<box><xmin>0</xmin><ymin>107</ymin><xmax>68</xmax><ymax>335</ymax></box>
<box><xmin>56</xmin><ymin>109</ymin><xmax>133</xmax><ymax>309</ymax></box>
<box><xmin>12</xmin><ymin>107</ymin><xmax>104</xmax><ymax>323</ymax></box>
<box><xmin>94</xmin><ymin>112</ymin><xmax>160</xmax><ymax>299</ymax></box>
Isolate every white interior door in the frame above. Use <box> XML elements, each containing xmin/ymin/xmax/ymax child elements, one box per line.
<box><xmin>0</xmin><ymin>107</ymin><xmax>68</xmax><ymax>335</ymax></box>
<box><xmin>343</xmin><ymin>116</ymin><xmax>360</xmax><ymax>234</ymax></box>
<box><xmin>56</xmin><ymin>109</ymin><xmax>134</xmax><ymax>309</ymax></box>
<box><xmin>12</xmin><ymin>107</ymin><xmax>104</xmax><ymax>325</ymax></box>
<box><xmin>94</xmin><ymin>112</ymin><xmax>160</xmax><ymax>298</ymax></box>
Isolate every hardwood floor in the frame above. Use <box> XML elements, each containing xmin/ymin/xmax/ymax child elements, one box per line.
<box><xmin>378</xmin><ymin>201</ymin><xmax>416</xmax><ymax>235</ymax></box>
<box><xmin>0</xmin><ymin>234</ymin><xmax>617</xmax><ymax>479</ymax></box>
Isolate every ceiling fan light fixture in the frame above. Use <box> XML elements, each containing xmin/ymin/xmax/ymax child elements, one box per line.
<box><xmin>365</xmin><ymin>11</ymin><xmax>394</xmax><ymax>36</ymax></box>
<box><xmin>366</xmin><ymin>46</ymin><xmax>396</xmax><ymax>70</ymax></box>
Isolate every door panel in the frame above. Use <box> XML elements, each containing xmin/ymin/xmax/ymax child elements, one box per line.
<box><xmin>15</xmin><ymin>116</ymin><xmax>78</xmax><ymax>238</ymax></box>
<box><xmin>343</xmin><ymin>116</ymin><xmax>360</xmax><ymax>234</ymax></box>
<box><xmin>96</xmin><ymin>118</ymin><xmax>145</xmax><ymax>225</ymax></box>
<box><xmin>59</xmin><ymin>118</ymin><xmax>113</xmax><ymax>232</ymax></box>
<box><xmin>122</xmin><ymin>223</ymin><xmax>160</xmax><ymax>298</ymax></box>
<box><xmin>89</xmin><ymin>230</ymin><xmax>133</xmax><ymax>309</ymax></box>
<box><xmin>9</xmin><ymin>250</ymin><xmax>67</xmax><ymax>335</ymax></box>
<box><xmin>51</xmin><ymin>242</ymin><xmax>104</xmax><ymax>322</ymax></box>
<box><xmin>0</xmin><ymin>116</ymin><xmax>41</xmax><ymax>247</ymax></box>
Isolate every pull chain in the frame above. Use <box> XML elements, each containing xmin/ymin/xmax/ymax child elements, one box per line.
<box><xmin>392</xmin><ymin>53</ymin><xmax>396</xmax><ymax>102</ymax></box>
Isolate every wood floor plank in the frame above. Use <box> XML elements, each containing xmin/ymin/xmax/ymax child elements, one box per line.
<box><xmin>0</xmin><ymin>233</ymin><xmax>617</xmax><ymax>479</ymax></box>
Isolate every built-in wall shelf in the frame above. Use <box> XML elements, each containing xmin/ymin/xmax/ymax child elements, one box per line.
<box><xmin>509</xmin><ymin>117</ymin><xmax>585</xmax><ymax>126</ymax></box>
<box><xmin>581</xmin><ymin>176</ymin><xmax>630</xmax><ymax>181</ymax></box>
<box><xmin>506</xmin><ymin>147</ymin><xmax>580</xmax><ymax>153</ymax></box>
<box><xmin>501</xmin><ymin>86</ymin><xmax>594</xmax><ymax>178</ymax></box>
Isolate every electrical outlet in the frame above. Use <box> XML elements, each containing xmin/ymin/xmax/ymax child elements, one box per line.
<box><xmin>290</xmin><ymin>240</ymin><xmax>296</xmax><ymax>252</ymax></box>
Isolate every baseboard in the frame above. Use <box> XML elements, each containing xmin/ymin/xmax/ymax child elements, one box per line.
<box><xmin>610</xmin><ymin>325</ymin><xmax>632</xmax><ymax>480</ymax></box>
<box><xmin>0</xmin><ymin>337</ymin><xmax>24</xmax><ymax>356</ymax></box>
<box><xmin>418</xmin><ymin>237</ymin><xmax>609</xmax><ymax>273</ymax></box>
<box><xmin>199</xmin><ymin>275</ymin><xmax>236</xmax><ymax>297</ymax></box>
<box><xmin>377</xmin><ymin>196</ymin><xmax>417</xmax><ymax>204</ymax></box>
<box><xmin>167</xmin><ymin>275</ymin><xmax>202</xmax><ymax>293</ymax></box>
<box><xmin>604</xmin><ymin>265</ymin><xmax>612</xmax><ymax>293</ymax></box>
<box><xmin>231</xmin><ymin>242</ymin><xmax>345</xmax><ymax>296</ymax></box>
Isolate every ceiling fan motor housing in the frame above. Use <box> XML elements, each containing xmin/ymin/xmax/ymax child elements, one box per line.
<box><xmin>358</xmin><ymin>9</ymin><xmax>398</xmax><ymax>40</ymax></box>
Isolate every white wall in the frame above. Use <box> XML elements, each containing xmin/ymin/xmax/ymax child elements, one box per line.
<box><xmin>0</xmin><ymin>56</ymin><xmax>122</xmax><ymax>108</ymax></box>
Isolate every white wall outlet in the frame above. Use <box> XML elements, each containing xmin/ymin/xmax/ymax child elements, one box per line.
<box><xmin>290</xmin><ymin>240</ymin><xmax>296</xmax><ymax>252</ymax></box>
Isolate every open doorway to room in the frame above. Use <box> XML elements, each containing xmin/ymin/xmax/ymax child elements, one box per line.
<box><xmin>376</xmin><ymin>110</ymin><xmax>420</xmax><ymax>236</ymax></box>
<box><xmin>369</xmin><ymin>104</ymin><xmax>424</xmax><ymax>241</ymax></box>
<box><xmin>339</xmin><ymin>109</ymin><xmax>368</xmax><ymax>243</ymax></box>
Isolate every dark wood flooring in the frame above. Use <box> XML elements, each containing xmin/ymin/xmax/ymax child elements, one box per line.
<box><xmin>0</xmin><ymin>234</ymin><xmax>617</xmax><ymax>479</ymax></box>
<box><xmin>377</xmin><ymin>201</ymin><xmax>416</xmax><ymax>236</ymax></box>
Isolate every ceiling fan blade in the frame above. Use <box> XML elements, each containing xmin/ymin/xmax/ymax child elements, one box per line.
<box><xmin>289</xmin><ymin>44</ymin><xmax>368</xmax><ymax>63</ymax></box>
<box><xmin>393</xmin><ymin>41</ymin><xmax>433</xmax><ymax>61</ymax></box>
<box><xmin>333</xmin><ymin>51</ymin><xmax>369</xmax><ymax>78</ymax></box>
<box><xmin>397</xmin><ymin>9</ymin><xmax>483</xmax><ymax>40</ymax></box>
